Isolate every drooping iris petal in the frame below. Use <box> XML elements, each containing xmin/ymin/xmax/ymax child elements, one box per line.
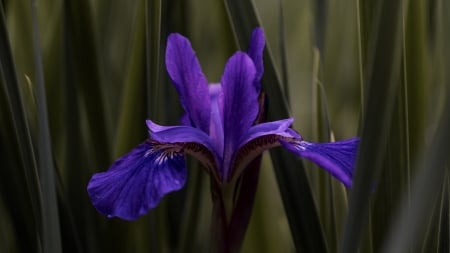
<box><xmin>247</xmin><ymin>27</ymin><xmax>265</xmax><ymax>89</ymax></box>
<box><xmin>87</xmin><ymin>141</ymin><xmax>186</xmax><ymax>220</ymax></box>
<box><xmin>146</xmin><ymin>120</ymin><xmax>221</xmax><ymax>180</ymax></box>
<box><xmin>147</xmin><ymin>120</ymin><xmax>217</xmax><ymax>154</ymax></box>
<box><xmin>221</xmin><ymin>52</ymin><xmax>258</xmax><ymax>179</ymax></box>
<box><xmin>229</xmin><ymin>118</ymin><xmax>297</xmax><ymax>180</ymax></box>
<box><xmin>239</xmin><ymin>118</ymin><xmax>295</xmax><ymax>147</ymax></box>
<box><xmin>281</xmin><ymin>138</ymin><xmax>360</xmax><ymax>187</ymax></box>
<box><xmin>165</xmin><ymin>33</ymin><xmax>210</xmax><ymax>133</ymax></box>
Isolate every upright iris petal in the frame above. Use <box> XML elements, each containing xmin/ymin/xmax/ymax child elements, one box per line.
<box><xmin>247</xmin><ymin>27</ymin><xmax>265</xmax><ymax>89</ymax></box>
<box><xmin>209</xmin><ymin>84</ymin><xmax>225</xmax><ymax>158</ymax></box>
<box><xmin>165</xmin><ymin>34</ymin><xmax>211</xmax><ymax>133</ymax></box>
<box><xmin>87</xmin><ymin>27</ymin><xmax>360</xmax><ymax>221</ymax></box>
<box><xmin>221</xmin><ymin>52</ymin><xmax>259</xmax><ymax>180</ymax></box>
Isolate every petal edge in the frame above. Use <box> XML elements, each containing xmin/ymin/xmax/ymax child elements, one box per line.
<box><xmin>165</xmin><ymin>33</ymin><xmax>210</xmax><ymax>133</ymax></box>
<box><xmin>282</xmin><ymin>137</ymin><xmax>360</xmax><ymax>187</ymax></box>
<box><xmin>87</xmin><ymin>141</ymin><xmax>186</xmax><ymax>220</ymax></box>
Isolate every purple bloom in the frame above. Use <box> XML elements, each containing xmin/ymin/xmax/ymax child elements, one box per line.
<box><xmin>87</xmin><ymin>28</ymin><xmax>359</xmax><ymax>221</ymax></box>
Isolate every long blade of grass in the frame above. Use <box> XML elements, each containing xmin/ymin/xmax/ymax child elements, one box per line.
<box><xmin>65</xmin><ymin>0</ymin><xmax>110</xmax><ymax>170</ymax></box>
<box><xmin>438</xmin><ymin>178</ymin><xmax>449</xmax><ymax>252</ymax></box>
<box><xmin>356</xmin><ymin>0</ymin><xmax>365</xmax><ymax>115</ymax></box>
<box><xmin>381</xmin><ymin>93</ymin><xmax>450</xmax><ymax>252</ymax></box>
<box><xmin>313</xmin><ymin>0</ymin><xmax>327</xmax><ymax>53</ymax></box>
<box><xmin>277</xmin><ymin>0</ymin><xmax>289</xmax><ymax>102</ymax></box>
<box><xmin>113</xmin><ymin>0</ymin><xmax>146</xmax><ymax>157</ymax></box>
<box><xmin>59</xmin><ymin>1</ymin><xmax>90</xmax><ymax>252</ymax></box>
<box><xmin>0</xmin><ymin>2</ymin><xmax>42</xmax><ymax>251</ymax></box>
<box><xmin>146</xmin><ymin>0</ymin><xmax>161</xmax><ymax>119</ymax></box>
<box><xmin>418</xmin><ymin>178</ymin><xmax>446</xmax><ymax>252</ymax></box>
<box><xmin>62</xmin><ymin>1</ymin><xmax>119</xmax><ymax>249</ymax></box>
<box><xmin>381</xmin><ymin>0</ymin><xmax>450</xmax><ymax>250</ymax></box>
<box><xmin>340</xmin><ymin>0</ymin><xmax>405</xmax><ymax>252</ymax></box>
<box><xmin>223</xmin><ymin>1</ymin><xmax>327</xmax><ymax>252</ymax></box>
<box><xmin>30</xmin><ymin>1</ymin><xmax>62</xmax><ymax>252</ymax></box>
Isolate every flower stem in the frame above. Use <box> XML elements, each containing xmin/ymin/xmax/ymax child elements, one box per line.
<box><xmin>210</xmin><ymin>156</ymin><xmax>262</xmax><ymax>253</ymax></box>
<box><xmin>210</xmin><ymin>179</ymin><xmax>229</xmax><ymax>253</ymax></box>
<box><xmin>227</xmin><ymin>157</ymin><xmax>262</xmax><ymax>252</ymax></box>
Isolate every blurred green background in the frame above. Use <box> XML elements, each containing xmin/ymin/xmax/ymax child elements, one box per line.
<box><xmin>1</xmin><ymin>0</ymin><xmax>449</xmax><ymax>252</ymax></box>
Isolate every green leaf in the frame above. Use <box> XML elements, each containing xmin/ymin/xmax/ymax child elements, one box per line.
<box><xmin>30</xmin><ymin>0</ymin><xmax>63</xmax><ymax>252</ymax></box>
<box><xmin>340</xmin><ymin>1</ymin><xmax>405</xmax><ymax>252</ymax></box>
<box><xmin>381</xmin><ymin>0</ymin><xmax>450</xmax><ymax>251</ymax></box>
<box><xmin>381</xmin><ymin>88</ymin><xmax>450</xmax><ymax>252</ymax></box>
<box><xmin>65</xmin><ymin>0</ymin><xmax>111</xmax><ymax>170</ymax></box>
<box><xmin>0</xmin><ymin>2</ymin><xmax>42</xmax><ymax>251</ymax></box>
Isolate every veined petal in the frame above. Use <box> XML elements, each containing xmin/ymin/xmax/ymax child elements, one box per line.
<box><xmin>281</xmin><ymin>138</ymin><xmax>360</xmax><ymax>187</ymax></box>
<box><xmin>229</xmin><ymin>119</ymin><xmax>297</xmax><ymax>181</ymax></box>
<box><xmin>147</xmin><ymin>120</ymin><xmax>216</xmax><ymax>152</ymax></box>
<box><xmin>165</xmin><ymin>34</ymin><xmax>210</xmax><ymax>133</ymax></box>
<box><xmin>239</xmin><ymin>118</ymin><xmax>294</xmax><ymax>147</ymax></box>
<box><xmin>221</xmin><ymin>52</ymin><xmax>258</xmax><ymax>180</ymax></box>
<box><xmin>87</xmin><ymin>141</ymin><xmax>186</xmax><ymax>220</ymax></box>
<box><xmin>146</xmin><ymin>120</ymin><xmax>221</xmax><ymax>181</ymax></box>
<box><xmin>247</xmin><ymin>27</ymin><xmax>265</xmax><ymax>89</ymax></box>
<box><xmin>209</xmin><ymin>84</ymin><xmax>224</xmax><ymax>156</ymax></box>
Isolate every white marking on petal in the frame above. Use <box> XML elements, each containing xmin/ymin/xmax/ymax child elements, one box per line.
<box><xmin>147</xmin><ymin>140</ymin><xmax>221</xmax><ymax>183</ymax></box>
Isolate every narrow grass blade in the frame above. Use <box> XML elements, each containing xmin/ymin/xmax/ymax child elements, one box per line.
<box><xmin>0</xmin><ymin>3</ymin><xmax>42</xmax><ymax>251</ymax></box>
<box><xmin>381</xmin><ymin>93</ymin><xmax>450</xmax><ymax>252</ymax></box>
<box><xmin>381</xmin><ymin>0</ymin><xmax>450</xmax><ymax>250</ymax></box>
<box><xmin>368</xmin><ymin>1</ymin><xmax>429</xmax><ymax>251</ymax></box>
<box><xmin>418</xmin><ymin>178</ymin><xmax>446</xmax><ymax>252</ymax></box>
<box><xmin>340</xmin><ymin>1</ymin><xmax>405</xmax><ymax>252</ymax></box>
<box><xmin>65</xmin><ymin>0</ymin><xmax>110</xmax><ymax>169</ymax></box>
<box><xmin>30</xmin><ymin>1</ymin><xmax>62</xmax><ymax>252</ymax></box>
<box><xmin>224</xmin><ymin>1</ymin><xmax>327</xmax><ymax>252</ymax></box>
<box><xmin>113</xmin><ymin>0</ymin><xmax>146</xmax><ymax>156</ymax></box>
<box><xmin>403</xmin><ymin>0</ymin><xmax>427</xmax><ymax>159</ymax></box>
<box><xmin>277</xmin><ymin>0</ymin><xmax>289</xmax><ymax>102</ymax></box>
<box><xmin>146</xmin><ymin>0</ymin><xmax>162</xmax><ymax>119</ymax></box>
<box><xmin>313</xmin><ymin>0</ymin><xmax>327</xmax><ymax>53</ymax></box>
<box><xmin>438</xmin><ymin>178</ymin><xmax>449</xmax><ymax>252</ymax></box>
<box><xmin>356</xmin><ymin>0</ymin><xmax>365</xmax><ymax>115</ymax></box>
<box><xmin>62</xmin><ymin>1</ymin><xmax>129</xmax><ymax>248</ymax></box>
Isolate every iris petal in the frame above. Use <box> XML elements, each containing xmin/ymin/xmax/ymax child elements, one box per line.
<box><xmin>165</xmin><ymin>33</ymin><xmax>210</xmax><ymax>133</ymax></box>
<box><xmin>87</xmin><ymin>141</ymin><xmax>186</xmax><ymax>220</ymax></box>
<box><xmin>239</xmin><ymin>118</ymin><xmax>294</xmax><ymax>147</ymax></box>
<box><xmin>208</xmin><ymin>84</ymin><xmax>224</xmax><ymax>156</ymax></box>
<box><xmin>221</xmin><ymin>52</ymin><xmax>258</xmax><ymax>179</ymax></box>
<box><xmin>229</xmin><ymin>119</ymin><xmax>296</xmax><ymax>180</ymax></box>
<box><xmin>146</xmin><ymin>120</ymin><xmax>217</xmax><ymax>155</ymax></box>
<box><xmin>146</xmin><ymin>120</ymin><xmax>221</xmax><ymax>181</ymax></box>
<box><xmin>247</xmin><ymin>27</ymin><xmax>265</xmax><ymax>89</ymax></box>
<box><xmin>281</xmin><ymin>138</ymin><xmax>360</xmax><ymax>187</ymax></box>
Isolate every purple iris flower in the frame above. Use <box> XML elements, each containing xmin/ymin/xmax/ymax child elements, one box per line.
<box><xmin>87</xmin><ymin>28</ymin><xmax>359</xmax><ymax>221</ymax></box>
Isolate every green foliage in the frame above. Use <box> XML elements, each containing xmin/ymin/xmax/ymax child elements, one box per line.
<box><xmin>0</xmin><ymin>0</ymin><xmax>449</xmax><ymax>252</ymax></box>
